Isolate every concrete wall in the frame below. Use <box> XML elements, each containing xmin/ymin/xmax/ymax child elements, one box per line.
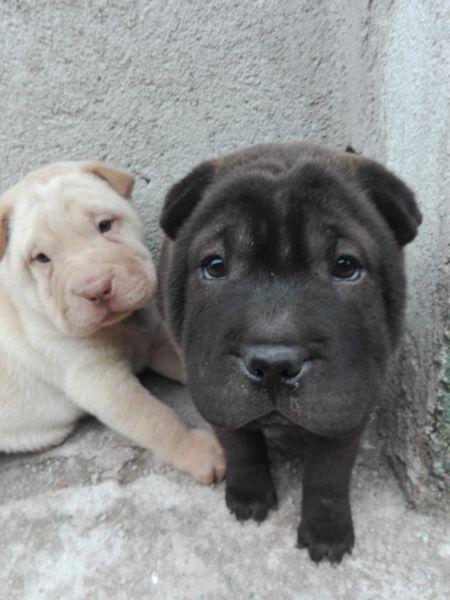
<box><xmin>0</xmin><ymin>0</ymin><xmax>448</xmax><ymax>501</ymax></box>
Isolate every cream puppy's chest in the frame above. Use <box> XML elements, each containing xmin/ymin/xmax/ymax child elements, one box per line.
<box><xmin>0</xmin><ymin>321</ymin><xmax>88</xmax><ymax>452</ymax></box>
<box><xmin>0</xmin><ymin>373</ymin><xmax>84</xmax><ymax>452</ymax></box>
<box><xmin>0</xmin><ymin>334</ymin><xmax>149</xmax><ymax>453</ymax></box>
<box><xmin>0</xmin><ymin>303</ymin><xmax>155</xmax><ymax>453</ymax></box>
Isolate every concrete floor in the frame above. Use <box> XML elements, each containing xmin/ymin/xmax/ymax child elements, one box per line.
<box><xmin>1</xmin><ymin>373</ymin><xmax>449</xmax><ymax>600</ymax></box>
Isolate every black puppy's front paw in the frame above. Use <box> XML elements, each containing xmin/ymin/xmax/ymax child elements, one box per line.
<box><xmin>297</xmin><ymin>516</ymin><xmax>354</xmax><ymax>564</ymax></box>
<box><xmin>226</xmin><ymin>468</ymin><xmax>278</xmax><ymax>523</ymax></box>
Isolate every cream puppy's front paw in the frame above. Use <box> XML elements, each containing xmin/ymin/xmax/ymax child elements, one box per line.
<box><xmin>176</xmin><ymin>428</ymin><xmax>226</xmax><ymax>485</ymax></box>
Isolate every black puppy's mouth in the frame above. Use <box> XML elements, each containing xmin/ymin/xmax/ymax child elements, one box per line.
<box><xmin>246</xmin><ymin>411</ymin><xmax>298</xmax><ymax>428</ymax></box>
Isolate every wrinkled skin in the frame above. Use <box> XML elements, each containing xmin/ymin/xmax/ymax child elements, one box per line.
<box><xmin>158</xmin><ymin>142</ymin><xmax>421</xmax><ymax>563</ymax></box>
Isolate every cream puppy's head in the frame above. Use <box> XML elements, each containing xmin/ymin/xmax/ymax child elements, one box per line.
<box><xmin>0</xmin><ymin>161</ymin><xmax>156</xmax><ymax>336</ymax></box>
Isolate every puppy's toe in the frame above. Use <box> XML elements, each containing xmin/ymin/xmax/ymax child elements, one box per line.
<box><xmin>297</xmin><ymin>518</ymin><xmax>354</xmax><ymax>564</ymax></box>
<box><xmin>179</xmin><ymin>428</ymin><xmax>226</xmax><ymax>485</ymax></box>
<box><xmin>226</xmin><ymin>483</ymin><xmax>278</xmax><ymax>523</ymax></box>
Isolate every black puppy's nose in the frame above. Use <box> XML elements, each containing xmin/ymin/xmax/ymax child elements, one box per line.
<box><xmin>243</xmin><ymin>345</ymin><xmax>306</xmax><ymax>385</ymax></box>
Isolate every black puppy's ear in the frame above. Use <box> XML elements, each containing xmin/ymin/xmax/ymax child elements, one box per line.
<box><xmin>160</xmin><ymin>161</ymin><xmax>215</xmax><ymax>239</ymax></box>
<box><xmin>339</xmin><ymin>156</ymin><xmax>422</xmax><ymax>246</ymax></box>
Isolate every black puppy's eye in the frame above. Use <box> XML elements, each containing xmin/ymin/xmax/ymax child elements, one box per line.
<box><xmin>35</xmin><ymin>253</ymin><xmax>50</xmax><ymax>263</ymax></box>
<box><xmin>99</xmin><ymin>219</ymin><xmax>114</xmax><ymax>233</ymax></box>
<box><xmin>332</xmin><ymin>255</ymin><xmax>361</xmax><ymax>281</ymax></box>
<box><xmin>201</xmin><ymin>255</ymin><xmax>227</xmax><ymax>280</ymax></box>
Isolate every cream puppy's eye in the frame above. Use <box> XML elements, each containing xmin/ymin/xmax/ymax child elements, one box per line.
<box><xmin>34</xmin><ymin>253</ymin><xmax>51</xmax><ymax>263</ymax></box>
<box><xmin>98</xmin><ymin>219</ymin><xmax>114</xmax><ymax>233</ymax></box>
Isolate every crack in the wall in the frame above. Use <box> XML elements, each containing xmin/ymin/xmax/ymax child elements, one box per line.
<box><xmin>431</xmin><ymin>326</ymin><xmax>450</xmax><ymax>486</ymax></box>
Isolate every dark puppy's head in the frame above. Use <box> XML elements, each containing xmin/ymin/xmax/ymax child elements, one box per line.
<box><xmin>160</xmin><ymin>142</ymin><xmax>421</xmax><ymax>436</ymax></box>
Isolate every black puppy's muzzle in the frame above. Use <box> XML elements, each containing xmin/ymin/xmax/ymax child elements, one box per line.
<box><xmin>240</xmin><ymin>344</ymin><xmax>314</xmax><ymax>388</ymax></box>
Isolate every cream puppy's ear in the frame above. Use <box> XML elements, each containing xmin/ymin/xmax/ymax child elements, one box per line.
<box><xmin>0</xmin><ymin>192</ymin><xmax>14</xmax><ymax>259</ymax></box>
<box><xmin>80</xmin><ymin>162</ymin><xmax>135</xmax><ymax>199</ymax></box>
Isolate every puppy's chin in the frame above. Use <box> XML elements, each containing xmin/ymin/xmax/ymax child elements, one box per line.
<box><xmin>73</xmin><ymin>310</ymin><xmax>134</xmax><ymax>337</ymax></box>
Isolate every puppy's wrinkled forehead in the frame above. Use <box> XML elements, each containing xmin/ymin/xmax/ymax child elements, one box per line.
<box><xmin>12</xmin><ymin>173</ymin><xmax>139</xmax><ymax>253</ymax></box>
<box><xmin>190</xmin><ymin>161</ymin><xmax>375</xmax><ymax>271</ymax></box>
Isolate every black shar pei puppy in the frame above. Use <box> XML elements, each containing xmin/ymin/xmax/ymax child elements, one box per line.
<box><xmin>158</xmin><ymin>142</ymin><xmax>421</xmax><ymax>563</ymax></box>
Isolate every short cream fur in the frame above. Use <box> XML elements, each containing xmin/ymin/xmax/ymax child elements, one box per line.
<box><xmin>0</xmin><ymin>162</ymin><xmax>225</xmax><ymax>484</ymax></box>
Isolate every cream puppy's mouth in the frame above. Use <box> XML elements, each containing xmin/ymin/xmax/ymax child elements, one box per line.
<box><xmin>99</xmin><ymin>308</ymin><xmax>133</xmax><ymax>328</ymax></box>
<box><xmin>65</xmin><ymin>306</ymin><xmax>135</xmax><ymax>337</ymax></box>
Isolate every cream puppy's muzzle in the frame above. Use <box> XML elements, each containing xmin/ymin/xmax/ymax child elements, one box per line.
<box><xmin>0</xmin><ymin>160</ymin><xmax>157</xmax><ymax>337</ymax></box>
<box><xmin>56</xmin><ymin>248</ymin><xmax>156</xmax><ymax>335</ymax></box>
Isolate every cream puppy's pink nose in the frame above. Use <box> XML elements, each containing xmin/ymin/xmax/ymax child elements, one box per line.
<box><xmin>73</xmin><ymin>278</ymin><xmax>113</xmax><ymax>304</ymax></box>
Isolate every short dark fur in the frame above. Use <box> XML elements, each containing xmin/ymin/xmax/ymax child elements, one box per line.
<box><xmin>158</xmin><ymin>142</ymin><xmax>421</xmax><ymax>563</ymax></box>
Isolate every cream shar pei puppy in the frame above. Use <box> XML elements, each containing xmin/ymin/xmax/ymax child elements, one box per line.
<box><xmin>0</xmin><ymin>161</ymin><xmax>225</xmax><ymax>484</ymax></box>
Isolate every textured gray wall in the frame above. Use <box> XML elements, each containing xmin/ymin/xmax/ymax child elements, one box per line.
<box><xmin>0</xmin><ymin>0</ymin><xmax>448</xmax><ymax>501</ymax></box>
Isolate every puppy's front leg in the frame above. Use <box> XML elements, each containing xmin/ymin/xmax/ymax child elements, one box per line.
<box><xmin>65</xmin><ymin>363</ymin><xmax>225</xmax><ymax>484</ymax></box>
<box><xmin>215</xmin><ymin>427</ymin><xmax>277</xmax><ymax>522</ymax></box>
<box><xmin>297</xmin><ymin>431</ymin><xmax>361</xmax><ymax>563</ymax></box>
<box><xmin>147</xmin><ymin>321</ymin><xmax>186</xmax><ymax>383</ymax></box>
